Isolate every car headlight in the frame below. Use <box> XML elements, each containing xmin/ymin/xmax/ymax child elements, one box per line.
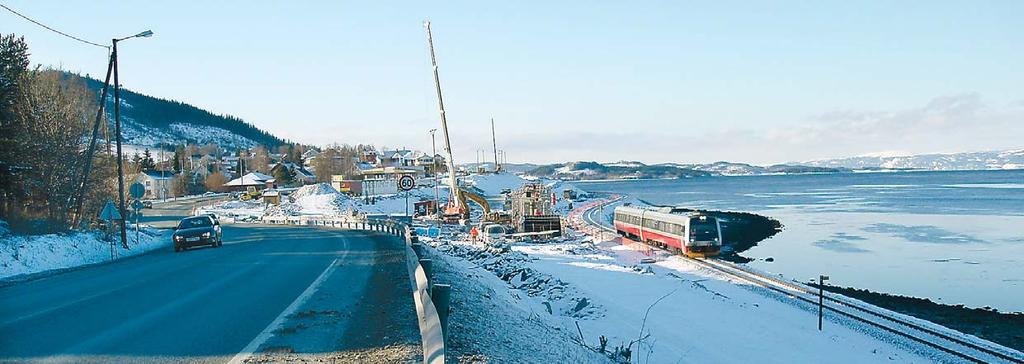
<box><xmin>202</xmin><ymin>232</ymin><xmax>212</xmax><ymax>238</ymax></box>
<box><xmin>174</xmin><ymin>235</ymin><xmax>183</xmax><ymax>241</ymax></box>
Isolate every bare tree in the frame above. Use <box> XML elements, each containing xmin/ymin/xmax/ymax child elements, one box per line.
<box><xmin>6</xmin><ymin>70</ymin><xmax>105</xmax><ymax>231</ymax></box>
<box><xmin>248</xmin><ymin>145</ymin><xmax>271</xmax><ymax>173</ymax></box>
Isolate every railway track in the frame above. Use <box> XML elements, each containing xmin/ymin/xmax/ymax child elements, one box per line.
<box><xmin>573</xmin><ymin>196</ymin><xmax>1024</xmax><ymax>364</ymax></box>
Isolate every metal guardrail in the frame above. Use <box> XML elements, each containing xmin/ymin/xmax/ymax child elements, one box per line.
<box><xmin>257</xmin><ymin>215</ymin><xmax>449</xmax><ymax>364</ymax></box>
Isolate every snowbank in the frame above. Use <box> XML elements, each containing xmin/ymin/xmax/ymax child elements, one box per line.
<box><xmin>1</xmin><ymin>226</ymin><xmax>170</xmax><ymax>280</ymax></box>
<box><xmin>421</xmin><ymin>225</ymin><xmax>948</xmax><ymax>363</ymax></box>
<box><xmin>265</xmin><ymin>183</ymin><xmax>348</xmax><ymax>217</ymax></box>
<box><xmin>459</xmin><ymin>173</ymin><xmax>530</xmax><ymax>196</ymax></box>
<box><xmin>196</xmin><ymin>183</ymin><xmax>449</xmax><ymax>220</ymax></box>
<box><xmin>198</xmin><ymin>200</ymin><xmax>265</xmax><ymax>221</ymax></box>
<box><xmin>420</xmin><ymin>238</ymin><xmax>612</xmax><ymax>363</ymax></box>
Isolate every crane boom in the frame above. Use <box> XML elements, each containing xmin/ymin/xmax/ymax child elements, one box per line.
<box><xmin>424</xmin><ymin>21</ymin><xmax>464</xmax><ymax>213</ymax></box>
<box><xmin>491</xmin><ymin>117</ymin><xmax>499</xmax><ymax>173</ymax></box>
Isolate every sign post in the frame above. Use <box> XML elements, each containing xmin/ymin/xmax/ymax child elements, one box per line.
<box><xmin>99</xmin><ymin>200</ymin><xmax>123</xmax><ymax>259</ymax></box>
<box><xmin>398</xmin><ymin>175</ymin><xmax>416</xmax><ymax>216</ymax></box>
<box><xmin>129</xmin><ymin>182</ymin><xmax>146</xmax><ymax>245</ymax></box>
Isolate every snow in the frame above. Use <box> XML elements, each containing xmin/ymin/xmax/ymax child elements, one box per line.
<box><xmin>422</xmin><ymin>227</ymin><xmax>954</xmax><ymax>363</ymax></box>
<box><xmin>457</xmin><ymin>173</ymin><xmax>530</xmax><ymax>196</ymax></box>
<box><xmin>406</xmin><ymin>190</ymin><xmax>1004</xmax><ymax>363</ymax></box>
<box><xmin>0</xmin><ymin>224</ymin><xmax>170</xmax><ymax>281</ymax></box>
<box><xmin>167</xmin><ymin>123</ymin><xmax>258</xmax><ymax>149</ymax></box>
<box><xmin>419</xmin><ymin>238</ymin><xmax>612</xmax><ymax>363</ymax></box>
<box><xmin>196</xmin><ymin>183</ymin><xmax>448</xmax><ymax>220</ymax></box>
<box><xmin>199</xmin><ymin>200</ymin><xmax>267</xmax><ymax>221</ymax></box>
<box><xmin>510</xmin><ymin>238</ymin><xmax>948</xmax><ymax>363</ymax></box>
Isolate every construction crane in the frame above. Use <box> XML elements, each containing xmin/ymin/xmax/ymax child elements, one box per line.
<box><xmin>491</xmin><ymin>117</ymin><xmax>501</xmax><ymax>173</ymax></box>
<box><xmin>424</xmin><ymin>21</ymin><xmax>467</xmax><ymax>220</ymax></box>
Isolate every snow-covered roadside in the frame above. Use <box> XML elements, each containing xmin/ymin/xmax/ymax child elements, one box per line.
<box><xmin>513</xmin><ymin>238</ymin><xmax>953</xmax><ymax>363</ymax></box>
<box><xmin>149</xmin><ymin>192</ymin><xmax>230</xmax><ymax>204</ymax></box>
<box><xmin>417</xmin><ymin>195</ymin><xmax>965</xmax><ymax>364</ymax></box>
<box><xmin>0</xmin><ymin>223</ymin><xmax>170</xmax><ymax>281</ymax></box>
<box><xmin>196</xmin><ymin>183</ymin><xmax>446</xmax><ymax>221</ymax></box>
<box><xmin>417</xmin><ymin>237</ymin><xmax>612</xmax><ymax>363</ymax></box>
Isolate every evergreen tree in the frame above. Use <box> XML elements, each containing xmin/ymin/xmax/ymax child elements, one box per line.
<box><xmin>273</xmin><ymin>164</ymin><xmax>294</xmax><ymax>186</ymax></box>
<box><xmin>172</xmin><ymin>147</ymin><xmax>183</xmax><ymax>173</ymax></box>
<box><xmin>140</xmin><ymin>149</ymin><xmax>156</xmax><ymax>171</ymax></box>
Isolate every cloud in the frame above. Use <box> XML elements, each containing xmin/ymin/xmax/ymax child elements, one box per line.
<box><xmin>496</xmin><ymin>93</ymin><xmax>1024</xmax><ymax>165</ymax></box>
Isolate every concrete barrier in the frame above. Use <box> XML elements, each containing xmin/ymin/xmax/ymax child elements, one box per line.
<box><xmin>405</xmin><ymin>234</ymin><xmax>446</xmax><ymax>364</ymax></box>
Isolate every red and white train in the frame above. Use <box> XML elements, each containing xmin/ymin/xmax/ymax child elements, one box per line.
<box><xmin>613</xmin><ymin>205</ymin><xmax>722</xmax><ymax>257</ymax></box>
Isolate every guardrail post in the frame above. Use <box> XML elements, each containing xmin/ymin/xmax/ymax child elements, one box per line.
<box><xmin>420</xmin><ymin>258</ymin><xmax>433</xmax><ymax>289</ymax></box>
<box><xmin>431</xmin><ymin>283</ymin><xmax>451</xmax><ymax>343</ymax></box>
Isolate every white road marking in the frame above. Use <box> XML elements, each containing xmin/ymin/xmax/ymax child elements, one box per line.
<box><xmin>227</xmin><ymin>258</ymin><xmax>340</xmax><ymax>364</ymax></box>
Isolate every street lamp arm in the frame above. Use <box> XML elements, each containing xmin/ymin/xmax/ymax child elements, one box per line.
<box><xmin>115</xmin><ymin>30</ymin><xmax>154</xmax><ymax>42</ymax></box>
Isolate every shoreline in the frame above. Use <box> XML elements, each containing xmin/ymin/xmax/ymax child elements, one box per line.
<box><xmin>815</xmin><ymin>284</ymin><xmax>1024</xmax><ymax>352</ymax></box>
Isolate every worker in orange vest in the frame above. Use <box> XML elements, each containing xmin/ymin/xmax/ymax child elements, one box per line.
<box><xmin>470</xmin><ymin>226</ymin><xmax>479</xmax><ymax>242</ymax></box>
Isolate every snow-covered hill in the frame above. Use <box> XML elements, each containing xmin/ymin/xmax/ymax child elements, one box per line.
<box><xmin>527</xmin><ymin>161</ymin><xmax>841</xmax><ymax>179</ymax></box>
<box><xmin>804</xmin><ymin>149</ymin><xmax>1024</xmax><ymax>170</ymax></box>
<box><xmin>73</xmin><ymin>73</ymin><xmax>286</xmax><ymax>149</ymax></box>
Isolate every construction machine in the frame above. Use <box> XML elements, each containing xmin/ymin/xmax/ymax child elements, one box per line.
<box><xmin>457</xmin><ymin>187</ymin><xmax>511</xmax><ymax>224</ymax></box>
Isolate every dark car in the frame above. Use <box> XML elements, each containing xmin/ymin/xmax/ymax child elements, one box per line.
<box><xmin>173</xmin><ymin>215</ymin><xmax>222</xmax><ymax>252</ymax></box>
<box><xmin>142</xmin><ymin>201</ymin><xmax>153</xmax><ymax>209</ymax></box>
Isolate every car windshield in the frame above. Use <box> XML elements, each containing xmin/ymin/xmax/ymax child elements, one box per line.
<box><xmin>178</xmin><ymin>217</ymin><xmax>212</xmax><ymax>229</ymax></box>
<box><xmin>689</xmin><ymin>217</ymin><xmax>718</xmax><ymax>241</ymax></box>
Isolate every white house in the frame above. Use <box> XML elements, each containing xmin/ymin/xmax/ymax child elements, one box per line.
<box><xmin>223</xmin><ymin>172</ymin><xmax>276</xmax><ymax>191</ymax></box>
<box><xmin>135</xmin><ymin>170</ymin><xmax>177</xmax><ymax>200</ymax></box>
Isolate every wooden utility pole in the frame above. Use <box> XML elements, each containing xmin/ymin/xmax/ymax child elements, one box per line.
<box><xmin>72</xmin><ymin>51</ymin><xmax>115</xmax><ymax>228</ymax></box>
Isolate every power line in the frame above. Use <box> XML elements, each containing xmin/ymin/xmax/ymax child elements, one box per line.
<box><xmin>0</xmin><ymin>3</ymin><xmax>109</xmax><ymax>49</ymax></box>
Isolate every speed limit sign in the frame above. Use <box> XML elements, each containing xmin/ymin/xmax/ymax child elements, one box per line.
<box><xmin>397</xmin><ymin>175</ymin><xmax>416</xmax><ymax>191</ymax></box>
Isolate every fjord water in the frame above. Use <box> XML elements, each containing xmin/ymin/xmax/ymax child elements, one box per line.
<box><xmin>579</xmin><ymin>170</ymin><xmax>1024</xmax><ymax>312</ymax></box>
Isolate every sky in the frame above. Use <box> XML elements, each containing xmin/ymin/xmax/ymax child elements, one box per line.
<box><xmin>2</xmin><ymin>1</ymin><xmax>1022</xmax><ymax>165</ymax></box>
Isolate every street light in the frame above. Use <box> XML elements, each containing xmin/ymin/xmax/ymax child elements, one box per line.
<box><xmin>112</xmin><ymin>29</ymin><xmax>154</xmax><ymax>248</ymax></box>
<box><xmin>73</xmin><ymin>29</ymin><xmax>154</xmax><ymax>241</ymax></box>
<box><xmin>429</xmin><ymin>128</ymin><xmax>440</xmax><ymax>232</ymax></box>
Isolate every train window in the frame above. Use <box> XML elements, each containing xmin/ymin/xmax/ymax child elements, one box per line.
<box><xmin>689</xmin><ymin>217</ymin><xmax>719</xmax><ymax>241</ymax></box>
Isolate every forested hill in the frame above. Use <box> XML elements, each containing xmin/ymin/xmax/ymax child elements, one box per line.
<box><xmin>73</xmin><ymin>72</ymin><xmax>287</xmax><ymax>149</ymax></box>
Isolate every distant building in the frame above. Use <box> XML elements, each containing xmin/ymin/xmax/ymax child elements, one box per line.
<box><xmin>223</xmin><ymin>172</ymin><xmax>276</xmax><ymax>191</ymax></box>
<box><xmin>135</xmin><ymin>170</ymin><xmax>177</xmax><ymax>200</ymax></box>
<box><xmin>270</xmin><ymin>162</ymin><xmax>316</xmax><ymax>185</ymax></box>
<box><xmin>330</xmin><ymin>175</ymin><xmax>362</xmax><ymax>196</ymax></box>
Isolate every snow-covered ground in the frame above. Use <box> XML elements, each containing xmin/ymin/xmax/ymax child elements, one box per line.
<box><xmin>458</xmin><ymin>173</ymin><xmax>530</xmax><ymax>196</ymax></box>
<box><xmin>0</xmin><ymin>222</ymin><xmax>170</xmax><ymax>281</ymax></box>
<box><xmin>421</xmin><ymin>228</ymin><xmax>959</xmax><ymax>363</ymax></box>
<box><xmin>197</xmin><ymin>183</ymin><xmax>447</xmax><ymax>221</ymax></box>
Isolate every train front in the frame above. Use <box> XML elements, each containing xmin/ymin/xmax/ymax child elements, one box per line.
<box><xmin>685</xmin><ymin>215</ymin><xmax>722</xmax><ymax>257</ymax></box>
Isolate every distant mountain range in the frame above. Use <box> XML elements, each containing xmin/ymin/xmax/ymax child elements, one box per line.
<box><xmin>803</xmin><ymin>149</ymin><xmax>1024</xmax><ymax>171</ymax></box>
<box><xmin>74</xmin><ymin>73</ymin><xmax>287</xmax><ymax>150</ymax></box>
<box><xmin>523</xmin><ymin>161</ymin><xmax>843</xmax><ymax>180</ymax></box>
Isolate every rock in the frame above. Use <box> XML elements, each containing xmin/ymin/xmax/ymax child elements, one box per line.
<box><xmin>573</xmin><ymin>298</ymin><xmax>590</xmax><ymax>313</ymax></box>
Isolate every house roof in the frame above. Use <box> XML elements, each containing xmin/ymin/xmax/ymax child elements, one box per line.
<box><xmin>224</xmin><ymin>172</ymin><xmax>275</xmax><ymax>186</ymax></box>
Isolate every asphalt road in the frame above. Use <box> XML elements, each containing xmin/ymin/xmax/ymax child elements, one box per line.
<box><xmin>0</xmin><ymin>197</ymin><xmax>420</xmax><ymax>363</ymax></box>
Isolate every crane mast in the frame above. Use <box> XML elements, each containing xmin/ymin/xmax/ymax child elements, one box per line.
<box><xmin>491</xmin><ymin>117</ymin><xmax>500</xmax><ymax>173</ymax></box>
<box><xmin>424</xmin><ymin>21</ymin><xmax>465</xmax><ymax>214</ymax></box>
